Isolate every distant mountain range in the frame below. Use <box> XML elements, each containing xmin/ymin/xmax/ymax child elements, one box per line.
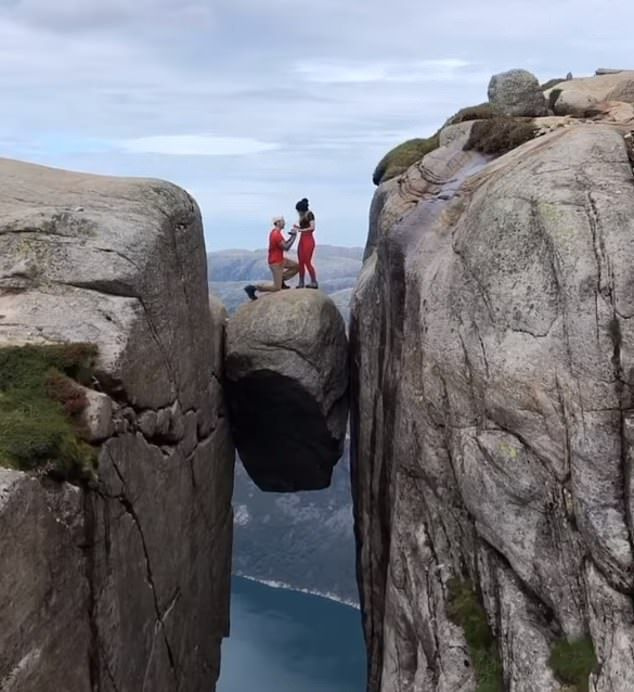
<box><xmin>207</xmin><ymin>245</ymin><xmax>363</xmax><ymax>320</ymax></box>
<box><xmin>209</xmin><ymin>246</ymin><xmax>361</xmax><ymax>603</ymax></box>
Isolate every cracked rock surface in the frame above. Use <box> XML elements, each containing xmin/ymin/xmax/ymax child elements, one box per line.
<box><xmin>0</xmin><ymin>158</ymin><xmax>234</xmax><ymax>692</ymax></box>
<box><xmin>351</xmin><ymin>124</ymin><xmax>634</xmax><ymax>690</ymax></box>
<box><xmin>225</xmin><ymin>290</ymin><xmax>348</xmax><ymax>491</ymax></box>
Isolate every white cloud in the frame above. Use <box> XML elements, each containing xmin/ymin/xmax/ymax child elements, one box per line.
<box><xmin>2</xmin><ymin>0</ymin><xmax>634</xmax><ymax>250</ymax></box>
<box><xmin>116</xmin><ymin>135</ymin><xmax>280</xmax><ymax>156</ymax></box>
<box><xmin>294</xmin><ymin>58</ymin><xmax>474</xmax><ymax>84</ymax></box>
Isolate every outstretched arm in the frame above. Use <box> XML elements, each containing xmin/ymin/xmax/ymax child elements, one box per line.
<box><xmin>282</xmin><ymin>232</ymin><xmax>297</xmax><ymax>251</ymax></box>
<box><xmin>293</xmin><ymin>220</ymin><xmax>315</xmax><ymax>233</ymax></box>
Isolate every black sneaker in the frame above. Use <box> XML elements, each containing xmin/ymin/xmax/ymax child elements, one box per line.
<box><xmin>244</xmin><ymin>285</ymin><xmax>257</xmax><ymax>301</ymax></box>
<box><xmin>295</xmin><ymin>283</ymin><xmax>305</xmax><ymax>289</ymax></box>
<box><xmin>282</xmin><ymin>282</ymin><xmax>290</xmax><ymax>290</ymax></box>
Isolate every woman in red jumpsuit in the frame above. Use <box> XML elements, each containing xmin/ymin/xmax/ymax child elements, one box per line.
<box><xmin>293</xmin><ymin>198</ymin><xmax>319</xmax><ymax>289</ymax></box>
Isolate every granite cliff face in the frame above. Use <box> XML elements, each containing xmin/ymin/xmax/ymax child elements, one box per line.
<box><xmin>0</xmin><ymin>159</ymin><xmax>234</xmax><ymax>692</ymax></box>
<box><xmin>351</xmin><ymin>74</ymin><xmax>634</xmax><ymax>691</ymax></box>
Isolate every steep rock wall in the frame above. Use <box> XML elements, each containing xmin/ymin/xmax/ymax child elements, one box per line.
<box><xmin>0</xmin><ymin>158</ymin><xmax>234</xmax><ymax>692</ymax></box>
<box><xmin>351</xmin><ymin>125</ymin><xmax>634</xmax><ymax>690</ymax></box>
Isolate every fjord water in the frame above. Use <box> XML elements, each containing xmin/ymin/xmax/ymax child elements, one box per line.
<box><xmin>218</xmin><ymin>577</ymin><xmax>366</xmax><ymax>692</ymax></box>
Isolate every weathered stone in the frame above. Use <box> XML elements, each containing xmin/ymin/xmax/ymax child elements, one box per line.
<box><xmin>156</xmin><ymin>407</ymin><xmax>171</xmax><ymax>436</ymax></box>
<box><xmin>545</xmin><ymin>70</ymin><xmax>634</xmax><ymax>104</ymax></box>
<box><xmin>79</xmin><ymin>387</ymin><xmax>114</xmax><ymax>442</ymax></box>
<box><xmin>138</xmin><ymin>409</ymin><xmax>158</xmax><ymax>438</ymax></box>
<box><xmin>182</xmin><ymin>410</ymin><xmax>199</xmax><ymax>458</ymax></box>
<box><xmin>438</xmin><ymin>120</ymin><xmax>475</xmax><ymax>148</ymax></box>
<box><xmin>0</xmin><ymin>470</ymin><xmax>90</xmax><ymax>692</ymax></box>
<box><xmin>351</xmin><ymin>124</ymin><xmax>634</xmax><ymax>690</ymax></box>
<box><xmin>488</xmin><ymin>68</ymin><xmax>548</xmax><ymax>116</ymax></box>
<box><xmin>166</xmin><ymin>400</ymin><xmax>185</xmax><ymax>442</ymax></box>
<box><xmin>608</xmin><ymin>78</ymin><xmax>634</xmax><ymax>104</ymax></box>
<box><xmin>552</xmin><ymin>88</ymin><xmax>598</xmax><ymax>117</ymax></box>
<box><xmin>225</xmin><ymin>290</ymin><xmax>348</xmax><ymax>491</ymax></box>
<box><xmin>0</xmin><ymin>158</ymin><xmax>234</xmax><ymax>691</ymax></box>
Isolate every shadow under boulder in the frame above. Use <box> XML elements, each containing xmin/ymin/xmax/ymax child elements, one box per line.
<box><xmin>225</xmin><ymin>291</ymin><xmax>348</xmax><ymax>492</ymax></box>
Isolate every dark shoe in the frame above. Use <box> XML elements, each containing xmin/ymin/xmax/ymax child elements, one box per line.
<box><xmin>295</xmin><ymin>283</ymin><xmax>305</xmax><ymax>289</ymax></box>
<box><xmin>244</xmin><ymin>285</ymin><xmax>257</xmax><ymax>301</ymax></box>
<box><xmin>307</xmin><ymin>282</ymin><xmax>319</xmax><ymax>289</ymax></box>
<box><xmin>282</xmin><ymin>282</ymin><xmax>290</xmax><ymax>290</ymax></box>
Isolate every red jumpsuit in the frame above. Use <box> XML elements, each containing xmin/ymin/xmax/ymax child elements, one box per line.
<box><xmin>298</xmin><ymin>211</ymin><xmax>317</xmax><ymax>284</ymax></box>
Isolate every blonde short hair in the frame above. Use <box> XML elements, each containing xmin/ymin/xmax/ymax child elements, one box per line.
<box><xmin>272</xmin><ymin>215</ymin><xmax>285</xmax><ymax>227</ymax></box>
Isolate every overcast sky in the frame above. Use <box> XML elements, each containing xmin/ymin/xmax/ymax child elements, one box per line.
<box><xmin>1</xmin><ymin>0</ymin><xmax>632</xmax><ymax>250</ymax></box>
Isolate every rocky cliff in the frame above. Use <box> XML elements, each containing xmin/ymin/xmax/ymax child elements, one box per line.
<box><xmin>225</xmin><ymin>290</ymin><xmax>348</xmax><ymax>492</ymax></box>
<box><xmin>0</xmin><ymin>159</ymin><xmax>234</xmax><ymax>691</ymax></box>
<box><xmin>351</xmin><ymin>72</ymin><xmax>634</xmax><ymax>691</ymax></box>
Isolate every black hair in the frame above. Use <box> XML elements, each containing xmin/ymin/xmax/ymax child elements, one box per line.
<box><xmin>295</xmin><ymin>198</ymin><xmax>309</xmax><ymax>212</ymax></box>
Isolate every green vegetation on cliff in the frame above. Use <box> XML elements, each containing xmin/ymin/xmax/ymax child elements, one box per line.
<box><xmin>447</xmin><ymin>578</ymin><xmax>503</xmax><ymax>692</ymax></box>
<box><xmin>548</xmin><ymin>637</ymin><xmax>597</xmax><ymax>691</ymax></box>
<box><xmin>373</xmin><ymin>99</ymin><xmax>533</xmax><ymax>186</ymax></box>
<box><xmin>464</xmin><ymin>117</ymin><xmax>537</xmax><ymax>155</ymax></box>
<box><xmin>372</xmin><ymin>134</ymin><xmax>440</xmax><ymax>185</ymax></box>
<box><xmin>0</xmin><ymin>343</ymin><xmax>99</xmax><ymax>482</ymax></box>
<box><xmin>446</xmin><ymin>103</ymin><xmax>496</xmax><ymax>125</ymax></box>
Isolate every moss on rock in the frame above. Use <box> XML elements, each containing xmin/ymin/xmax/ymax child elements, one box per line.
<box><xmin>0</xmin><ymin>343</ymin><xmax>99</xmax><ymax>483</ymax></box>
<box><xmin>447</xmin><ymin>578</ymin><xmax>503</xmax><ymax>692</ymax></box>
<box><xmin>548</xmin><ymin>636</ymin><xmax>597</xmax><ymax>691</ymax></box>
<box><xmin>464</xmin><ymin>117</ymin><xmax>537</xmax><ymax>155</ymax></box>
<box><xmin>372</xmin><ymin>134</ymin><xmax>440</xmax><ymax>186</ymax></box>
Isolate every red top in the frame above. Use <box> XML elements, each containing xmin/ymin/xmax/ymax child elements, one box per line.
<box><xmin>268</xmin><ymin>228</ymin><xmax>284</xmax><ymax>264</ymax></box>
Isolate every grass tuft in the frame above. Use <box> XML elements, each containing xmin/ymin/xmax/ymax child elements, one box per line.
<box><xmin>464</xmin><ymin>117</ymin><xmax>538</xmax><ymax>155</ymax></box>
<box><xmin>447</xmin><ymin>578</ymin><xmax>503</xmax><ymax>692</ymax></box>
<box><xmin>0</xmin><ymin>343</ymin><xmax>99</xmax><ymax>483</ymax></box>
<box><xmin>548</xmin><ymin>637</ymin><xmax>597</xmax><ymax>692</ymax></box>
<box><xmin>446</xmin><ymin>103</ymin><xmax>497</xmax><ymax>125</ymax></box>
<box><xmin>373</xmin><ymin>134</ymin><xmax>440</xmax><ymax>185</ymax></box>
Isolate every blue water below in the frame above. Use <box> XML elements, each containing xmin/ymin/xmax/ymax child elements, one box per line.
<box><xmin>218</xmin><ymin>576</ymin><xmax>367</xmax><ymax>692</ymax></box>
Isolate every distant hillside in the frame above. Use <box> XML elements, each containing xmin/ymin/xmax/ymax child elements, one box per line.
<box><xmin>208</xmin><ymin>244</ymin><xmax>363</xmax><ymax>281</ymax></box>
<box><xmin>208</xmin><ymin>245</ymin><xmax>363</xmax><ymax>317</ymax></box>
<box><xmin>232</xmin><ymin>442</ymin><xmax>358</xmax><ymax>604</ymax></box>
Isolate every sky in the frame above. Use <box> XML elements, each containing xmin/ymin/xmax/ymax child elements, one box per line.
<box><xmin>1</xmin><ymin>0</ymin><xmax>633</xmax><ymax>251</ymax></box>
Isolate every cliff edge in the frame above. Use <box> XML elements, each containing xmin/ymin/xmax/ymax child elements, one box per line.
<box><xmin>352</xmin><ymin>71</ymin><xmax>634</xmax><ymax>691</ymax></box>
<box><xmin>0</xmin><ymin>158</ymin><xmax>234</xmax><ymax>692</ymax></box>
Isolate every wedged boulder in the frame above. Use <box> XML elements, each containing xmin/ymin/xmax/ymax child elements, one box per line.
<box><xmin>488</xmin><ymin>68</ymin><xmax>548</xmax><ymax>116</ymax></box>
<box><xmin>225</xmin><ymin>291</ymin><xmax>348</xmax><ymax>492</ymax></box>
<box><xmin>0</xmin><ymin>158</ymin><xmax>233</xmax><ymax>691</ymax></box>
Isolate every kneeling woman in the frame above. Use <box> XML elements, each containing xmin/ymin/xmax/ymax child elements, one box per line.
<box><xmin>293</xmin><ymin>198</ymin><xmax>319</xmax><ymax>289</ymax></box>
